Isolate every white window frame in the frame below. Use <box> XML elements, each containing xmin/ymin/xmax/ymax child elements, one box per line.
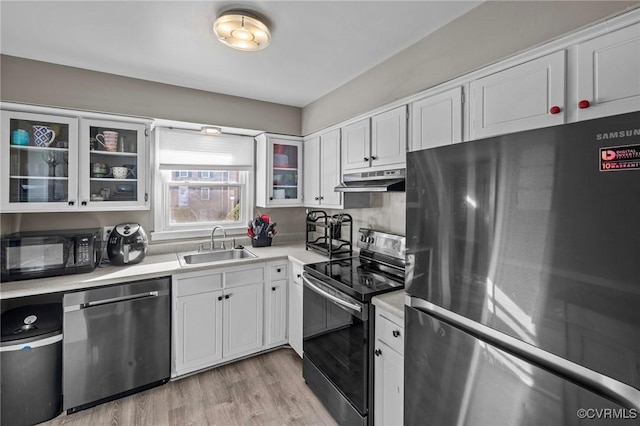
<box><xmin>151</xmin><ymin>128</ymin><xmax>255</xmax><ymax>242</ymax></box>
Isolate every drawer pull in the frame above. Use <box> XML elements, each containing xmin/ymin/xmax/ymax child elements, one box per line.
<box><xmin>374</xmin><ymin>349</ymin><xmax>382</xmax><ymax>357</ymax></box>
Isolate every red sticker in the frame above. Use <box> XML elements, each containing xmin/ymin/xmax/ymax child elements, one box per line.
<box><xmin>600</xmin><ymin>144</ymin><xmax>640</xmax><ymax>172</ymax></box>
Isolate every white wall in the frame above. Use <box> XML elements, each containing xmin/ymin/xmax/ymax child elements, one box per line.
<box><xmin>301</xmin><ymin>1</ymin><xmax>639</xmax><ymax>134</ymax></box>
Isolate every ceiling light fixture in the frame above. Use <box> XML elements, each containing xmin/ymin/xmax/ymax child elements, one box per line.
<box><xmin>213</xmin><ymin>10</ymin><xmax>271</xmax><ymax>51</ymax></box>
<box><xmin>201</xmin><ymin>126</ymin><xmax>222</xmax><ymax>135</ymax></box>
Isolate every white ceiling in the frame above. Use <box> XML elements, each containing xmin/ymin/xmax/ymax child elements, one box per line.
<box><xmin>0</xmin><ymin>1</ymin><xmax>481</xmax><ymax>108</ymax></box>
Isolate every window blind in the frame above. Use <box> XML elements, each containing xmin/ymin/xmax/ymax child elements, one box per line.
<box><xmin>157</xmin><ymin>128</ymin><xmax>254</xmax><ymax>170</ymax></box>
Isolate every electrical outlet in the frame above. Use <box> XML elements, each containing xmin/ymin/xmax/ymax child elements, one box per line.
<box><xmin>102</xmin><ymin>226</ymin><xmax>115</xmax><ymax>242</ymax></box>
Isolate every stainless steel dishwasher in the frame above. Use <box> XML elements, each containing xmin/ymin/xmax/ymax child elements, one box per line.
<box><xmin>62</xmin><ymin>277</ymin><xmax>170</xmax><ymax>413</ymax></box>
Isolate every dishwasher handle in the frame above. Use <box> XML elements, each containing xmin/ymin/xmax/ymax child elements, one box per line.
<box><xmin>64</xmin><ymin>291</ymin><xmax>160</xmax><ymax>312</ymax></box>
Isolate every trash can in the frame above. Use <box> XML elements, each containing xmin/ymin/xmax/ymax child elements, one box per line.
<box><xmin>1</xmin><ymin>303</ymin><xmax>63</xmax><ymax>426</ymax></box>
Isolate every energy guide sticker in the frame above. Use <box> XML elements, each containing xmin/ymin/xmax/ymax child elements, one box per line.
<box><xmin>600</xmin><ymin>144</ymin><xmax>640</xmax><ymax>172</ymax></box>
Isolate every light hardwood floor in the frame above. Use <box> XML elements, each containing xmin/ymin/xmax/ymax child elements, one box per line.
<box><xmin>41</xmin><ymin>348</ymin><xmax>337</xmax><ymax>426</ymax></box>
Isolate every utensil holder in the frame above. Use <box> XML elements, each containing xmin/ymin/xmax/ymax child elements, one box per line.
<box><xmin>252</xmin><ymin>235</ymin><xmax>272</xmax><ymax>247</ymax></box>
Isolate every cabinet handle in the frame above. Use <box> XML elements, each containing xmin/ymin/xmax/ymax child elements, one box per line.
<box><xmin>549</xmin><ymin>106</ymin><xmax>561</xmax><ymax>114</ymax></box>
<box><xmin>277</xmin><ymin>268</ymin><xmax>282</xmax><ymax>273</ymax></box>
<box><xmin>370</xmin><ymin>156</ymin><xmax>376</xmax><ymax>160</ymax></box>
<box><xmin>297</xmin><ymin>274</ymin><xmax>302</xmax><ymax>279</ymax></box>
<box><xmin>314</xmin><ymin>196</ymin><xmax>319</xmax><ymax>200</ymax></box>
<box><xmin>319</xmin><ymin>196</ymin><xmax>324</xmax><ymax>200</ymax></box>
<box><xmin>68</xmin><ymin>200</ymin><xmax>75</xmax><ymax>206</ymax></box>
<box><xmin>272</xmin><ymin>286</ymin><xmax>276</xmax><ymax>291</ymax></box>
<box><xmin>578</xmin><ymin>100</ymin><xmax>590</xmax><ymax>109</ymax></box>
<box><xmin>364</xmin><ymin>157</ymin><xmax>369</xmax><ymax>162</ymax></box>
<box><xmin>374</xmin><ymin>349</ymin><xmax>382</xmax><ymax>357</ymax></box>
<box><xmin>269</xmin><ymin>196</ymin><xmax>274</xmax><ymax>201</ymax></box>
<box><xmin>217</xmin><ymin>296</ymin><xmax>223</xmax><ymax>301</ymax></box>
<box><xmin>225</xmin><ymin>294</ymin><xmax>230</xmax><ymax>299</ymax></box>
<box><xmin>81</xmin><ymin>200</ymin><xmax>87</xmax><ymax>206</ymax></box>
<box><xmin>392</xmin><ymin>330</ymin><xmax>401</xmax><ymax>338</ymax></box>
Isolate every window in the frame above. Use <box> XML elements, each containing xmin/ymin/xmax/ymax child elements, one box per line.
<box><xmin>153</xmin><ymin>128</ymin><xmax>255</xmax><ymax>240</ymax></box>
<box><xmin>200</xmin><ymin>187</ymin><xmax>210</xmax><ymax>200</ymax></box>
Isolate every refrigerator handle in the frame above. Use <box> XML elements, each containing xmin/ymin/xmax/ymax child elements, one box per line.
<box><xmin>408</xmin><ymin>297</ymin><xmax>640</xmax><ymax>411</ymax></box>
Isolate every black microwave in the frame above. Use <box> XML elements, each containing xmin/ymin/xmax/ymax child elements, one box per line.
<box><xmin>1</xmin><ymin>228</ymin><xmax>102</xmax><ymax>282</ymax></box>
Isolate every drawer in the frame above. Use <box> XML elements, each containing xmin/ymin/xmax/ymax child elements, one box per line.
<box><xmin>175</xmin><ymin>273</ymin><xmax>223</xmax><ymax>297</ymax></box>
<box><xmin>225</xmin><ymin>266</ymin><xmax>265</xmax><ymax>288</ymax></box>
<box><xmin>270</xmin><ymin>263</ymin><xmax>288</xmax><ymax>281</ymax></box>
<box><xmin>376</xmin><ymin>312</ymin><xmax>404</xmax><ymax>355</ymax></box>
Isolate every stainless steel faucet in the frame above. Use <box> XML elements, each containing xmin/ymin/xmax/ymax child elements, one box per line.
<box><xmin>210</xmin><ymin>226</ymin><xmax>227</xmax><ymax>250</ymax></box>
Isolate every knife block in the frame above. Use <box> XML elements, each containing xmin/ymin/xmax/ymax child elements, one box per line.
<box><xmin>251</xmin><ymin>235</ymin><xmax>272</xmax><ymax>247</ymax></box>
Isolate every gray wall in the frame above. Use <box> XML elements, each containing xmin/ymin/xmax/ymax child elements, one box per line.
<box><xmin>301</xmin><ymin>0</ymin><xmax>640</xmax><ymax>134</ymax></box>
<box><xmin>0</xmin><ymin>55</ymin><xmax>305</xmax><ymax>238</ymax></box>
<box><xmin>1</xmin><ymin>55</ymin><xmax>301</xmax><ymax>135</ymax></box>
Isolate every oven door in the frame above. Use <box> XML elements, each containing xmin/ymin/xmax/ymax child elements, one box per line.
<box><xmin>302</xmin><ymin>272</ymin><xmax>369</xmax><ymax>421</ymax></box>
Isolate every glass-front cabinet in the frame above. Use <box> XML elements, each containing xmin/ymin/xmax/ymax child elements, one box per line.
<box><xmin>79</xmin><ymin>118</ymin><xmax>147</xmax><ymax>209</ymax></box>
<box><xmin>1</xmin><ymin>107</ymin><xmax>149</xmax><ymax>212</ymax></box>
<box><xmin>255</xmin><ymin>133</ymin><xmax>303</xmax><ymax>207</ymax></box>
<box><xmin>2</xmin><ymin>110</ymin><xmax>79</xmax><ymax>211</ymax></box>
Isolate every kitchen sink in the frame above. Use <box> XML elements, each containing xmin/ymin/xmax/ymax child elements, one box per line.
<box><xmin>177</xmin><ymin>248</ymin><xmax>257</xmax><ymax>267</ymax></box>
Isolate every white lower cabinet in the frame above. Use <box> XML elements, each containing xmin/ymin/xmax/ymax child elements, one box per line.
<box><xmin>374</xmin><ymin>309</ymin><xmax>404</xmax><ymax>426</ymax></box>
<box><xmin>172</xmin><ymin>263</ymin><xmax>266</xmax><ymax>377</ymax></box>
<box><xmin>176</xmin><ymin>289</ymin><xmax>224</xmax><ymax>369</ymax></box>
<box><xmin>223</xmin><ymin>281</ymin><xmax>264</xmax><ymax>358</ymax></box>
<box><xmin>288</xmin><ymin>260</ymin><xmax>304</xmax><ymax>357</ymax></box>
<box><xmin>265</xmin><ymin>262</ymin><xmax>288</xmax><ymax>349</ymax></box>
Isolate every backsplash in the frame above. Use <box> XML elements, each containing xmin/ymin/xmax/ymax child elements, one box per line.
<box><xmin>0</xmin><ymin>206</ymin><xmax>307</xmax><ymax>240</ymax></box>
<box><xmin>322</xmin><ymin>192</ymin><xmax>406</xmax><ymax>236</ymax></box>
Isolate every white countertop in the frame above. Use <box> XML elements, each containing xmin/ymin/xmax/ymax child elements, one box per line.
<box><xmin>0</xmin><ymin>243</ymin><xmax>330</xmax><ymax>299</ymax></box>
<box><xmin>372</xmin><ymin>290</ymin><xmax>405</xmax><ymax>320</ymax></box>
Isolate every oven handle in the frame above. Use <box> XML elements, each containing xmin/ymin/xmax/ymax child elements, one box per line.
<box><xmin>302</xmin><ymin>274</ymin><xmax>362</xmax><ymax>314</ymax></box>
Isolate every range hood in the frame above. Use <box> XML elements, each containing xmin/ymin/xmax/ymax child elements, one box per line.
<box><xmin>335</xmin><ymin>168</ymin><xmax>405</xmax><ymax>193</ymax></box>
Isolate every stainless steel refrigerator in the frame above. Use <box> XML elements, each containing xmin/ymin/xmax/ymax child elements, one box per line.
<box><xmin>405</xmin><ymin>112</ymin><xmax>640</xmax><ymax>425</ymax></box>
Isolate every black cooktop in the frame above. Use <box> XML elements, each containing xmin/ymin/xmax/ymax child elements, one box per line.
<box><xmin>304</xmin><ymin>256</ymin><xmax>404</xmax><ymax>302</ymax></box>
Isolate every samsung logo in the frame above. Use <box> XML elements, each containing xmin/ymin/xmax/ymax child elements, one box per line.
<box><xmin>596</xmin><ymin>128</ymin><xmax>640</xmax><ymax>140</ymax></box>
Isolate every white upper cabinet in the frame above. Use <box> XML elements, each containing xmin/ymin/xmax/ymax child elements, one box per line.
<box><xmin>79</xmin><ymin>118</ymin><xmax>148</xmax><ymax>210</ymax></box>
<box><xmin>342</xmin><ymin>105</ymin><xmax>407</xmax><ymax>173</ymax></box>
<box><xmin>256</xmin><ymin>133</ymin><xmax>303</xmax><ymax>207</ymax></box>
<box><xmin>575</xmin><ymin>22</ymin><xmax>640</xmax><ymax>121</ymax></box>
<box><xmin>470</xmin><ymin>50</ymin><xmax>566</xmax><ymax>140</ymax></box>
<box><xmin>1</xmin><ymin>108</ymin><xmax>149</xmax><ymax>212</ymax></box>
<box><xmin>319</xmin><ymin>129</ymin><xmax>342</xmax><ymax>207</ymax></box>
<box><xmin>303</xmin><ymin>135</ymin><xmax>321</xmax><ymax>207</ymax></box>
<box><xmin>342</xmin><ymin>118</ymin><xmax>371</xmax><ymax>172</ymax></box>
<box><xmin>304</xmin><ymin>129</ymin><xmax>342</xmax><ymax>208</ymax></box>
<box><xmin>2</xmin><ymin>110</ymin><xmax>79</xmax><ymax>212</ymax></box>
<box><xmin>371</xmin><ymin>105</ymin><xmax>408</xmax><ymax>168</ymax></box>
<box><xmin>410</xmin><ymin>86</ymin><xmax>464</xmax><ymax>152</ymax></box>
